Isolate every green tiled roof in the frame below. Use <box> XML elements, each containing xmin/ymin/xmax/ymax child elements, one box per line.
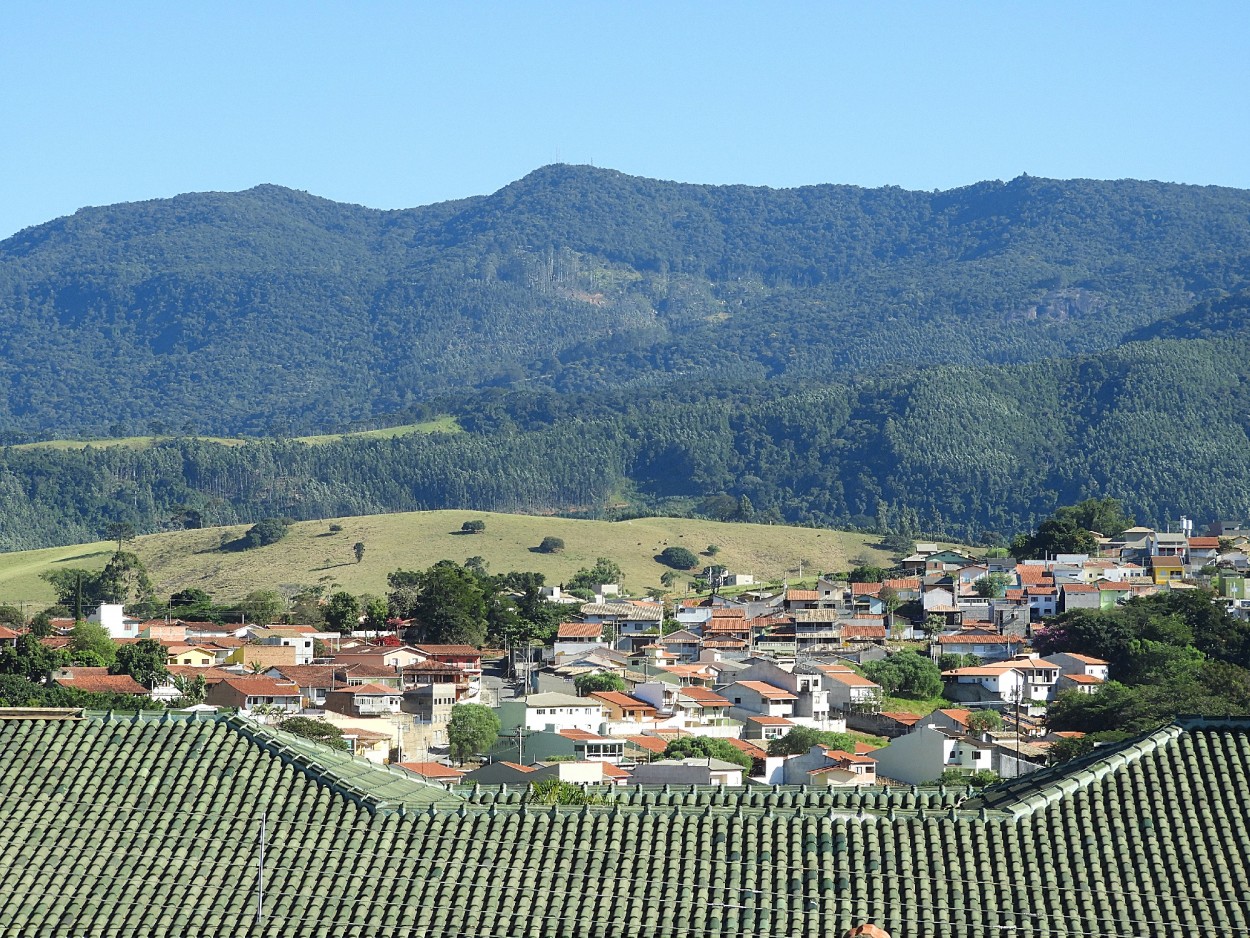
<box><xmin>0</xmin><ymin>710</ymin><xmax>1248</xmax><ymax>936</ymax></box>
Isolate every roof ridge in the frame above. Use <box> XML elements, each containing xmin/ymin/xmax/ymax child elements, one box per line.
<box><xmin>222</xmin><ymin>715</ymin><xmax>461</xmax><ymax>813</ymax></box>
<box><xmin>965</xmin><ymin>719</ymin><xmax>1198</xmax><ymax>815</ymax></box>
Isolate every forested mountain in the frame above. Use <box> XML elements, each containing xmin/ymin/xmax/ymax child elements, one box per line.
<box><xmin>3</xmin><ymin>327</ymin><xmax>1248</xmax><ymax>552</ymax></box>
<box><xmin>4</xmin><ymin>166</ymin><xmax>1250</xmax><ymax>439</ymax></box>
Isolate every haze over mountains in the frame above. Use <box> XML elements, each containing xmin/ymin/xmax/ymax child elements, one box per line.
<box><xmin>2</xmin><ymin>165</ymin><xmax>1250</xmax><ymax>550</ymax></box>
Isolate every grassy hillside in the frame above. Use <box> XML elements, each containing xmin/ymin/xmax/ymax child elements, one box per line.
<box><xmin>9</xmin><ymin>417</ymin><xmax>461</xmax><ymax>452</ymax></box>
<box><xmin>0</xmin><ymin>511</ymin><xmax>895</xmax><ymax>608</ymax></box>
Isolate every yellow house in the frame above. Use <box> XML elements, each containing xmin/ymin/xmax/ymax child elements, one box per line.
<box><xmin>165</xmin><ymin>645</ymin><xmax>218</xmax><ymax>667</ymax></box>
<box><xmin>226</xmin><ymin>644</ymin><xmax>297</xmax><ymax>669</ymax></box>
<box><xmin>1149</xmin><ymin>556</ymin><xmax>1184</xmax><ymax>585</ymax></box>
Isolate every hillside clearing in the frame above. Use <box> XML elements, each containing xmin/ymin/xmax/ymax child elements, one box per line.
<box><xmin>0</xmin><ymin>511</ymin><xmax>896</xmax><ymax>608</ymax></box>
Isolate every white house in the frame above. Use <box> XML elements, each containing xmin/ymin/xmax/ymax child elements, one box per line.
<box><xmin>942</xmin><ymin>656</ymin><xmax>1059</xmax><ymax>704</ymax></box>
<box><xmin>870</xmin><ymin>724</ymin><xmax>994</xmax><ymax>785</ymax></box>
<box><xmin>498</xmin><ymin>693</ymin><xmax>606</xmax><ymax>734</ymax></box>
<box><xmin>88</xmin><ymin>604</ymin><xmax>141</xmax><ymax>640</ymax></box>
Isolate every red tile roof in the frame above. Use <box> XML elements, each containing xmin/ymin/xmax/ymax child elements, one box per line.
<box><xmin>589</xmin><ymin>691</ymin><xmax>656</xmax><ymax>713</ymax></box>
<box><xmin>746</xmin><ymin>715</ymin><xmax>794</xmax><ymax>726</ymax></box>
<box><xmin>411</xmin><ymin>645</ymin><xmax>481</xmax><ymax>656</ymax></box>
<box><xmin>678</xmin><ymin>686</ymin><xmax>731</xmax><ymax>706</ymax></box>
<box><xmin>557</xmin><ymin>622</ymin><xmax>603</xmax><ymax>639</ymax></box>
<box><xmin>736</xmin><ymin>681</ymin><xmax>797</xmax><ymax>700</ymax></box>
<box><xmin>723</xmin><ymin>738</ymin><xmax>767</xmax><ymax>759</ymax></box>
<box><xmin>397</xmin><ymin>761</ymin><xmax>465</xmax><ymax>780</ymax></box>
<box><xmin>558</xmin><ymin>728</ymin><xmax>609</xmax><ymax>741</ymax></box>
<box><xmin>626</xmin><ymin>735</ymin><xmax>667</xmax><ymax>754</ymax></box>
<box><xmin>56</xmin><ymin>673</ymin><xmax>149</xmax><ymax>695</ymax></box>
<box><xmin>851</xmin><ymin>582</ymin><xmax>882</xmax><ymax>596</ymax></box>
<box><xmin>220</xmin><ymin>677</ymin><xmax>302</xmax><ymax>697</ymax></box>
<box><xmin>785</xmin><ymin>589</ymin><xmax>819</xmax><ymax>601</ymax></box>
<box><xmin>842</xmin><ymin>625</ymin><xmax>887</xmax><ymax>639</ymax></box>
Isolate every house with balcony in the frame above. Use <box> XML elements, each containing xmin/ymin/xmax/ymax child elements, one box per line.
<box><xmin>410</xmin><ymin>645</ymin><xmax>483</xmax><ymax>681</ymax></box>
<box><xmin>933</xmin><ymin>631</ymin><xmax>1018</xmax><ymax>662</ymax></box>
<box><xmin>323</xmin><ymin>683</ymin><xmax>403</xmax><ymax>717</ymax></box>
<box><xmin>497</xmin><ymin>693</ymin><xmax>606</xmax><ymax>734</ymax></box>
<box><xmin>722</xmin><ymin>679</ymin><xmax>797</xmax><ymax>722</ymax></box>
<box><xmin>941</xmin><ymin>656</ymin><xmax>1059</xmax><ymax>705</ymax></box>
<box><xmin>205</xmin><ymin>677</ymin><xmax>302</xmax><ymax>713</ymax></box>
<box><xmin>731</xmin><ymin>660</ymin><xmax>832</xmax><ymax>725</ymax></box>
<box><xmin>672</xmin><ymin>686</ymin><xmax>736</xmax><ymax>735</ymax></box>
<box><xmin>590</xmin><ymin>691</ymin><xmax>659</xmax><ymax>731</ymax></box>
<box><xmin>817</xmin><ymin>666</ymin><xmax>884</xmax><ymax>714</ymax></box>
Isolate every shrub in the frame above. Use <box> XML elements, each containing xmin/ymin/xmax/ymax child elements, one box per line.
<box><xmin>537</xmin><ymin>536</ymin><xmax>565</xmax><ymax>553</ymax></box>
<box><xmin>461</xmin><ymin>520</ymin><xmax>486</xmax><ymax>534</ymax></box>
<box><xmin>240</xmin><ymin>517</ymin><xmax>291</xmax><ymax>549</ymax></box>
<box><xmin>658</xmin><ymin>546</ymin><xmax>699</xmax><ymax>570</ymax></box>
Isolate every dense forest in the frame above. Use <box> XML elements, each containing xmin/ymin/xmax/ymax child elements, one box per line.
<box><xmin>3</xmin><ymin>321</ymin><xmax>1249</xmax><ymax>551</ymax></box>
<box><xmin>3</xmin><ymin>166</ymin><xmax>1250</xmax><ymax>439</ymax></box>
<box><xmin>3</xmin><ymin>165</ymin><xmax>1250</xmax><ymax>548</ymax></box>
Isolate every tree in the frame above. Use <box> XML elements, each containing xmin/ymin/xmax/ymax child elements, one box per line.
<box><xmin>1047</xmin><ymin>734</ymin><xmax>1095</xmax><ymax>765</ymax></box>
<box><xmin>97</xmin><ymin>551</ymin><xmax>158</xmax><ymax>615</ymax></box>
<box><xmin>973</xmin><ymin>573</ymin><xmax>1011</xmax><ymax>598</ymax></box>
<box><xmin>172</xmin><ymin>671</ymin><xmax>208</xmax><ymax>704</ymax></box>
<box><xmin>103</xmin><ymin>521</ymin><xmax>136</xmax><ymax>553</ymax></box>
<box><xmin>464</xmin><ymin>556</ymin><xmax>489</xmax><ymax>576</ymax></box>
<box><xmin>239</xmin><ymin>518</ymin><xmax>291</xmax><ymax>549</ymax></box>
<box><xmin>662</xmin><ymin>736</ymin><xmax>753</xmax><ymax>769</ymax></box>
<box><xmin>705</xmin><ymin>544</ymin><xmax>721</xmax><ymax>557</ymax></box>
<box><xmin>932</xmin><ymin>768</ymin><xmax>1000</xmax><ymax>787</ymax></box>
<box><xmin>0</xmin><ymin>634</ymin><xmax>68</xmax><ymax>684</ymax></box>
<box><xmin>0</xmin><ymin>606</ymin><xmax>23</xmax><ymax>628</ymax></box>
<box><xmin>240</xmin><ymin>589</ymin><xmax>285</xmax><ymax>627</ymax></box>
<box><xmin>965</xmin><ymin>709</ymin><xmax>1003</xmax><ymax>734</ymax></box>
<box><xmin>447</xmin><ymin>703</ymin><xmax>499</xmax><ymax>765</ymax></box>
<box><xmin>396</xmin><ymin>561</ymin><xmax>488</xmax><ymax>646</ymax></box>
<box><xmin>658</xmin><ymin>546</ymin><xmax>699</xmax><ymax>570</ymax></box>
<box><xmin>574</xmin><ymin>672</ymin><xmax>627</xmax><ymax>696</ymax></box>
<box><xmin>863</xmin><ymin>650</ymin><xmax>942</xmax><ymax>699</ymax></box>
<box><xmin>659</xmin><ymin>570</ymin><xmax>679</xmax><ymax>588</ymax></box>
<box><xmin>278</xmin><ymin>716</ymin><xmax>349</xmax><ymax>751</ymax></box>
<box><xmin>537</xmin><ymin>536</ymin><xmax>565</xmax><ymax>554</ymax></box>
<box><xmin>28</xmin><ymin>611</ymin><xmax>54</xmax><ymax>638</ymax></box>
<box><xmin>1010</xmin><ymin>513</ymin><xmax>1098</xmax><ymax>561</ymax></box>
<box><xmin>877</xmin><ymin>585</ymin><xmax>902</xmax><ymax>636</ymax></box>
<box><xmin>766</xmin><ymin>726</ymin><xmax>857</xmax><ymax>756</ymax></box>
<box><xmin>461</xmin><ymin>520</ymin><xmax>486</xmax><ymax>534</ymax></box>
<box><xmin>362</xmin><ymin>596</ymin><xmax>389</xmax><ymax>632</ymax></box>
<box><xmin>353</xmin><ymin>542</ymin><xmax>366</xmax><ymax>564</ymax></box>
<box><xmin>324</xmin><ymin>591</ymin><xmax>361</xmax><ymax>634</ymax></box>
<box><xmin>111</xmin><ymin>639</ymin><xmax>169</xmax><ymax>689</ymax></box>
<box><xmin>880</xmin><ymin>533</ymin><xmax>916</xmax><ymax>557</ymax></box>
<box><xmin>69</xmin><ymin>620</ymin><xmax>117</xmax><ymax>667</ymax></box>
<box><xmin>938</xmin><ymin>653</ymin><xmax>981</xmax><ymax>671</ymax></box>
<box><xmin>848</xmin><ymin>565</ymin><xmax>891</xmax><ymax>584</ymax></box>
<box><xmin>922</xmin><ymin>614</ymin><xmax>946</xmax><ymax>641</ymax></box>
<box><xmin>567</xmin><ymin>558</ymin><xmax>624</xmax><ymax>592</ymax></box>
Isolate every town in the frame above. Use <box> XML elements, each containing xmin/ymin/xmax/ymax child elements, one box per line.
<box><xmin>25</xmin><ymin>517</ymin><xmax>1250</xmax><ymax>792</ymax></box>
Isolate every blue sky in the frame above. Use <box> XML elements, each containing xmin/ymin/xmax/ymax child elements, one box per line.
<box><xmin>3</xmin><ymin>2</ymin><xmax>1248</xmax><ymax>239</ymax></box>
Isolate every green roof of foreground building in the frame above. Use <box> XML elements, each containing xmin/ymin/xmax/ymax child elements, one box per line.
<box><xmin>0</xmin><ymin>709</ymin><xmax>1247</xmax><ymax>936</ymax></box>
